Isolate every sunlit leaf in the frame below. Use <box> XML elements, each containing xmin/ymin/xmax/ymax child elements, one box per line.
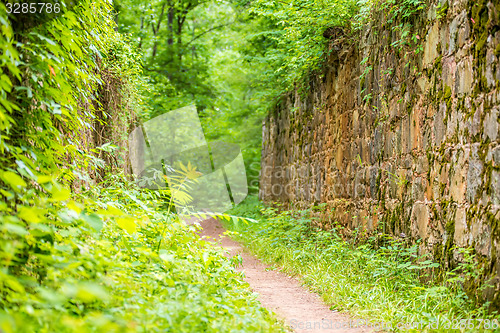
<box><xmin>116</xmin><ymin>216</ymin><xmax>137</xmax><ymax>234</ymax></box>
<box><xmin>0</xmin><ymin>171</ymin><xmax>27</xmax><ymax>192</ymax></box>
<box><xmin>50</xmin><ymin>186</ymin><xmax>71</xmax><ymax>201</ymax></box>
<box><xmin>18</xmin><ymin>206</ymin><xmax>44</xmax><ymax>223</ymax></box>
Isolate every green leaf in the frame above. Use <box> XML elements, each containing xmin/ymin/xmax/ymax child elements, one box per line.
<box><xmin>5</xmin><ymin>277</ymin><xmax>25</xmax><ymax>293</ymax></box>
<box><xmin>50</xmin><ymin>186</ymin><xmax>71</xmax><ymax>201</ymax></box>
<box><xmin>18</xmin><ymin>206</ymin><xmax>43</xmax><ymax>223</ymax></box>
<box><xmin>82</xmin><ymin>213</ymin><xmax>103</xmax><ymax>232</ymax></box>
<box><xmin>63</xmin><ymin>282</ymin><xmax>109</xmax><ymax>303</ymax></box>
<box><xmin>0</xmin><ymin>171</ymin><xmax>27</xmax><ymax>192</ymax></box>
<box><xmin>3</xmin><ymin>223</ymin><xmax>28</xmax><ymax>236</ymax></box>
<box><xmin>116</xmin><ymin>216</ymin><xmax>137</xmax><ymax>234</ymax></box>
<box><xmin>36</xmin><ymin>174</ymin><xmax>53</xmax><ymax>184</ymax></box>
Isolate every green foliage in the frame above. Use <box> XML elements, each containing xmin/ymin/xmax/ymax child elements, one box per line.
<box><xmin>115</xmin><ymin>0</ymin><xmax>267</xmax><ymax>191</ymax></box>
<box><xmin>2</xmin><ymin>0</ymin><xmax>111</xmax><ymax>177</ymax></box>
<box><xmin>242</xmin><ymin>0</ymin><xmax>360</xmax><ymax>97</ymax></box>
<box><xmin>226</xmin><ymin>197</ymin><xmax>500</xmax><ymax>330</ymax></box>
<box><xmin>0</xmin><ymin>2</ymin><xmax>283</xmax><ymax>331</ymax></box>
<box><xmin>2</xmin><ymin>175</ymin><xmax>283</xmax><ymax>332</ymax></box>
<box><xmin>239</xmin><ymin>0</ymin><xmax>426</xmax><ymax>113</ymax></box>
<box><xmin>112</xmin><ymin>0</ymin><xmax>428</xmax><ymax>195</ymax></box>
<box><xmin>115</xmin><ymin>0</ymin><xmax>235</xmax><ymax>114</ymax></box>
<box><xmin>0</xmin><ymin>3</ymin><xmax>127</xmax><ymax>312</ymax></box>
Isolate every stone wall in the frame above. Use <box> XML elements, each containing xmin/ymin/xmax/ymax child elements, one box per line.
<box><xmin>259</xmin><ymin>0</ymin><xmax>500</xmax><ymax>306</ymax></box>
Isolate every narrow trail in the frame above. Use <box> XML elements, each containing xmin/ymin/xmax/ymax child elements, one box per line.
<box><xmin>198</xmin><ymin>219</ymin><xmax>372</xmax><ymax>333</ymax></box>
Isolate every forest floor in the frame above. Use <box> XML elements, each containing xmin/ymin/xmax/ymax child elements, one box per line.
<box><xmin>198</xmin><ymin>218</ymin><xmax>371</xmax><ymax>333</ymax></box>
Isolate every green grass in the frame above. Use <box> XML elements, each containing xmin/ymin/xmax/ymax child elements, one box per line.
<box><xmin>226</xmin><ymin>196</ymin><xmax>500</xmax><ymax>332</ymax></box>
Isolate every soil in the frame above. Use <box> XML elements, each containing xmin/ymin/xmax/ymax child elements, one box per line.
<box><xmin>198</xmin><ymin>218</ymin><xmax>372</xmax><ymax>333</ymax></box>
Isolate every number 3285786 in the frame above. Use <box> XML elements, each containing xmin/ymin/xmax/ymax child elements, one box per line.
<box><xmin>6</xmin><ymin>2</ymin><xmax>61</xmax><ymax>14</ymax></box>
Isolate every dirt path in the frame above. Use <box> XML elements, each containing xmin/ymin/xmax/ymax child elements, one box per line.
<box><xmin>198</xmin><ymin>219</ymin><xmax>372</xmax><ymax>333</ymax></box>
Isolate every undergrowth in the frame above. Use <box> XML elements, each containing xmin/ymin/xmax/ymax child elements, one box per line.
<box><xmin>226</xmin><ymin>196</ymin><xmax>500</xmax><ymax>332</ymax></box>
<box><xmin>1</xmin><ymin>175</ymin><xmax>284</xmax><ymax>332</ymax></box>
<box><xmin>0</xmin><ymin>2</ymin><xmax>285</xmax><ymax>331</ymax></box>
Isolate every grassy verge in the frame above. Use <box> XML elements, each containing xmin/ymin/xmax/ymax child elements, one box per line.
<box><xmin>226</xmin><ymin>196</ymin><xmax>500</xmax><ymax>332</ymax></box>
